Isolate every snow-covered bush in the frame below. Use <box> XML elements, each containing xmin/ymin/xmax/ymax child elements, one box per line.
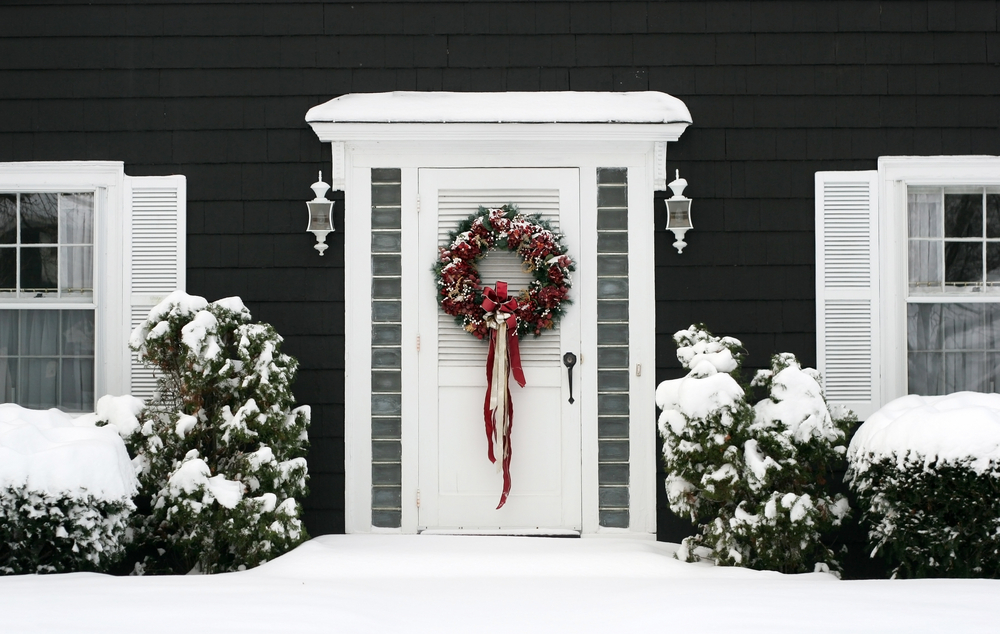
<box><xmin>656</xmin><ymin>325</ymin><xmax>853</xmax><ymax>574</ymax></box>
<box><xmin>0</xmin><ymin>404</ymin><xmax>138</xmax><ymax>574</ymax></box>
<box><xmin>120</xmin><ymin>291</ymin><xmax>310</xmax><ymax>574</ymax></box>
<box><xmin>847</xmin><ymin>393</ymin><xmax>1000</xmax><ymax>578</ymax></box>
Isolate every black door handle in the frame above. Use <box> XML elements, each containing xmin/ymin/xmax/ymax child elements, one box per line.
<box><xmin>563</xmin><ymin>352</ymin><xmax>577</xmax><ymax>404</ymax></box>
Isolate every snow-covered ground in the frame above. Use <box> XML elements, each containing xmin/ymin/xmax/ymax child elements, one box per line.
<box><xmin>1</xmin><ymin>535</ymin><xmax>996</xmax><ymax>633</ymax></box>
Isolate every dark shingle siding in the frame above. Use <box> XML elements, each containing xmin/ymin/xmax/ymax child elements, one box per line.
<box><xmin>2</xmin><ymin>1</ymin><xmax>999</xmax><ymax>543</ymax></box>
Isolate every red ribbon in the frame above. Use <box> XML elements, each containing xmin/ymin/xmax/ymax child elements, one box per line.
<box><xmin>482</xmin><ymin>281</ymin><xmax>525</xmax><ymax>509</ymax></box>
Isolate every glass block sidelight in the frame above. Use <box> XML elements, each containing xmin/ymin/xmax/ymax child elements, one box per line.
<box><xmin>596</xmin><ymin>168</ymin><xmax>629</xmax><ymax>528</ymax></box>
<box><xmin>371</xmin><ymin>169</ymin><xmax>402</xmax><ymax>528</ymax></box>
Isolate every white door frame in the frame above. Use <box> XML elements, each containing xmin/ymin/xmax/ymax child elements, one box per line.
<box><xmin>336</xmin><ymin>138</ymin><xmax>669</xmax><ymax>537</ymax></box>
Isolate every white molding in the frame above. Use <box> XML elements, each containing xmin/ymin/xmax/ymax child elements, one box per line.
<box><xmin>653</xmin><ymin>141</ymin><xmax>667</xmax><ymax>191</ymax></box>
<box><xmin>326</xmin><ymin>115</ymin><xmax>688</xmax><ymax>537</ymax></box>
<box><xmin>343</xmin><ymin>161</ymin><xmax>373</xmax><ymax>534</ymax></box>
<box><xmin>629</xmin><ymin>156</ymin><xmax>658</xmax><ymax>535</ymax></box>
<box><xmin>331</xmin><ymin>142</ymin><xmax>346</xmax><ymax>191</ymax></box>
<box><xmin>877</xmin><ymin>155</ymin><xmax>1000</xmax><ymax>407</ymax></box>
<box><xmin>309</xmin><ymin>122</ymin><xmax>689</xmax><ymax>144</ymax></box>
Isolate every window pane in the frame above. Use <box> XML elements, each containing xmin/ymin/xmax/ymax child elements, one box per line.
<box><xmin>908</xmin><ymin>189</ymin><xmax>942</xmax><ymax>238</ymax></box>
<box><xmin>988</xmin><ymin>354</ymin><xmax>1000</xmax><ymax>393</ymax></box>
<box><xmin>908</xmin><ymin>351</ymin><xmax>944</xmax><ymax>395</ymax></box>
<box><xmin>21</xmin><ymin>310</ymin><xmax>60</xmax><ymax>355</ymax></box>
<box><xmin>988</xmin><ymin>243</ymin><xmax>1000</xmax><ymax>285</ymax></box>
<box><xmin>945</xmin><ymin>193</ymin><xmax>983</xmax><ymax>238</ymax></box>
<box><xmin>59</xmin><ymin>193</ymin><xmax>93</xmax><ymax>244</ymax></box>
<box><xmin>942</xmin><ymin>303</ymin><xmax>985</xmax><ymax>350</ymax></box>
<box><xmin>988</xmin><ymin>194</ymin><xmax>1000</xmax><ymax>239</ymax></box>
<box><xmin>945</xmin><ymin>352</ymin><xmax>989</xmax><ymax>393</ymax></box>
<box><xmin>20</xmin><ymin>358</ymin><xmax>59</xmax><ymax>409</ymax></box>
<box><xmin>0</xmin><ymin>248</ymin><xmax>14</xmax><ymax>292</ymax></box>
<box><xmin>61</xmin><ymin>358</ymin><xmax>94</xmax><ymax>411</ymax></box>
<box><xmin>0</xmin><ymin>310</ymin><xmax>17</xmax><ymax>355</ymax></box>
<box><xmin>944</xmin><ymin>242</ymin><xmax>982</xmax><ymax>286</ymax></box>
<box><xmin>60</xmin><ymin>246</ymin><xmax>93</xmax><ymax>296</ymax></box>
<box><xmin>908</xmin><ymin>240</ymin><xmax>942</xmax><ymax>292</ymax></box>
<box><xmin>987</xmin><ymin>304</ymin><xmax>1000</xmax><ymax>349</ymax></box>
<box><xmin>907</xmin><ymin>303</ymin><xmax>942</xmax><ymax>351</ymax></box>
<box><xmin>62</xmin><ymin>310</ymin><xmax>94</xmax><ymax>355</ymax></box>
<box><xmin>20</xmin><ymin>246</ymin><xmax>57</xmax><ymax>293</ymax></box>
<box><xmin>0</xmin><ymin>194</ymin><xmax>15</xmax><ymax>244</ymax></box>
<box><xmin>20</xmin><ymin>193</ymin><xmax>58</xmax><ymax>244</ymax></box>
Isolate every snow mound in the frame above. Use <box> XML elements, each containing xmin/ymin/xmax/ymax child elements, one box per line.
<box><xmin>0</xmin><ymin>404</ymin><xmax>138</xmax><ymax>501</ymax></box>
<box><xmin>849</xmin><ymin>392</ymin><xmax>1000</xmax><ymax>473</ymax></box>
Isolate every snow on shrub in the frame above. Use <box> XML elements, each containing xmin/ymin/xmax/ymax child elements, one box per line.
<box><xmin>122</xmin><ymin>291</ymin><xmax>310</xmax><ymax>574</ymax></box>
<box><xmin>656</xmin><ymin>325</ymin><xmax>853</xmax><ymax>574</ymax></box>
<box><xmin>0</xmin><ymin>404</ymin><xmax>138</xmax><ymax>574</ymax></box>
<box><xmin>847</xmin><ymin>392</ymin><xmax>1000</xmax><ymax>578</ymax></box>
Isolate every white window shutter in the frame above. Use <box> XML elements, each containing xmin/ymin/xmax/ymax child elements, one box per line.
<box><xmin>124</xmin><ymin>175</ymin><xmax>187</xmax><ymax>401</ymax></box>
<box><xmin>815</xmin><ymin>171</ymin><xmax>880</xmax><ymax>421</ymax></box>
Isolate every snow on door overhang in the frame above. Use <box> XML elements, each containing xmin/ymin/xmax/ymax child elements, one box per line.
<box><xmin>305</xmin><ymin>91</ymin><xmax>692</xmax><ymax>191</ymax></box>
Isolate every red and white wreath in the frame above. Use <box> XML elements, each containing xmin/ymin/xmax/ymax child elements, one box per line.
<box><xmin>434</xmin><ymin>205</ymin><xmax>575</xmax><ymax>340</ymax></box>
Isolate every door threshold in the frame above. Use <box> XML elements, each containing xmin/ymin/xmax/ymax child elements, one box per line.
<box><xmin>418</xmin><ymin>528</ymin><xmax>581</xmax><ymax>537</ymax></box>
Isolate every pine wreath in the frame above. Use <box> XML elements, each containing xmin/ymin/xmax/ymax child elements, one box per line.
<box><xmin>434</xmin><ymin>205</ymin><xmax>575</xmax><ymax>340</ymax></box>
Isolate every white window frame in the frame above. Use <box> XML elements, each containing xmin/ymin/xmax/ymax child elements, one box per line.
<box><xmin>0</xmin><ymin>162</ymin><xmax>128</xmax><ymax>406</ymax></box>
<box><xmin>879</xmin><ymin>156</ymin><xmax>1000</xmax><ymax>407</ymax></box>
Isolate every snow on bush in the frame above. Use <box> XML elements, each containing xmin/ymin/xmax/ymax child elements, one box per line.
<box><xmin>122</xmin><ymin>291</ymin><xmax>310</xmax><ymax>574</ymax></box>
<box><xmin>847</xmin><ymin>392</ymin><xmax>1000</xmax><ymax>578</ymax></box>
<box><xmin>0</xmin><ymin>404</ymin><xmax>138</xmax><ymax>574</ymax></box>
<box><xmin>656</xmin><ymin>325</ymin><xmax>853</xmax><ymax>574</ymax></box>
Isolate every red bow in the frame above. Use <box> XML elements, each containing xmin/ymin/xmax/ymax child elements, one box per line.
<box><xmin>482</xmin><ymin>281</ymin><xmax>525</xmax><ymax>509</ymax></box>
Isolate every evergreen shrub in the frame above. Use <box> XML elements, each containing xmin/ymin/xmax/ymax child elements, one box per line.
<box><xmin>656</xmin><ymin>325</ymin><xmax>854</xmax><ymax>574</ymax></box>
<box><xmin>847</xmin><ymin>393</ymin><xmax>1000</xmax><ymax>578</ymax></box>
<box><xmin>117</xmin><ymin>291</ymin><xmax>310</xmax><ymax>574</ymax></box>
<box><xmin>0</xmin><ymin>487</ymin><xmax>133</xmax><ymax>575</ymax></box>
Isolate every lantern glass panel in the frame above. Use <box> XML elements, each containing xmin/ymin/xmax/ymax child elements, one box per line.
<box><xmin>308</xmin><ymin>201</ymin><xmax>333</xmax><ymax>232</ymax></box>
<box><xmin>667</xmin><ymin>200</ymin><xmax>692</xmax><ymax>229</ymax></box>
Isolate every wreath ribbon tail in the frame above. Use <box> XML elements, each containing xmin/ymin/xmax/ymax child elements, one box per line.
<box><xmin>483</xmin><ymin>334</ymin><xmax>497</xmax><ymax>465</ymax></box>
<box><xmin>497</xmin><ymin>384</ymin><xmax>513</xmax><ymax>509</ymax></box>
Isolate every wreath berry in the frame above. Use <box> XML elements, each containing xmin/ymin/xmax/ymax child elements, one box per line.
<box><xmin>434</xmin><ymin>205</ymin><xmax>575</xmax><ymax>340</ymax></box>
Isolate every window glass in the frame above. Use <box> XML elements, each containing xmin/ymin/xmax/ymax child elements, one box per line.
<box><xmin>0</xmin><ymin>192</ymin><xmax>94</xmax><ymax>299</ymax></box>
<box><xmin>908</xmin><ymin>188</ymin><xmax>1000</xmax><ymax>294</ymax></box>
<box><xmin>0</xmin><ymin>309</ymin><xmax>94</xmax><ymax>411</ymax></box>
<box><xmin>0</xmin><ymin>191</ymin><xmax>96</xmax><ymax>412</ymax></box>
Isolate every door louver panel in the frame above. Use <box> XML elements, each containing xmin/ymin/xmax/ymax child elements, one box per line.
<box><xmin>815</xmin><ymin>171</ymin><xmax>879</xmax><ymax>419</ymax></box>
<box><xmin>437</xmin><ymin>189</ymin><xmax>561</xmax><ymax>367</ymax></box>
<box><xmin>127</xmin><ymin>176</ymin><xmax>186</xmax><ymax>402</ymax></box>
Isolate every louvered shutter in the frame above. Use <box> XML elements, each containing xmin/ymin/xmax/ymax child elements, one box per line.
<box><xmin>125</xmin><ymin>175</ymin><xmax>187</xmax><ymax>400</ymax></box>
<box><xmin>815</xmin><ymin>171</ymin><xmax>880</xmax><ymax>420</ymax></box>
<box><xmin>436</xmin><ymin>188</ymin><xmax>562</xmax><ymax>367</ymax></box>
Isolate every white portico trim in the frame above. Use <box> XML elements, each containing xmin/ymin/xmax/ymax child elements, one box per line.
<box><xmin>307</xmin><ymin>91</ymin><xmax>691</xmax><ymax>537</ymax></box>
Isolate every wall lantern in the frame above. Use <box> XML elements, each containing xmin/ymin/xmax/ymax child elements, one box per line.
<box><xmin>306</xmin><ymin>171</ymin><xmax>334</xmax><ymax>256</ymax></box>
<box><xmin>665</xmin><ymin>170</ymin><xmax>692</xmax><ymax>254</ymax></box>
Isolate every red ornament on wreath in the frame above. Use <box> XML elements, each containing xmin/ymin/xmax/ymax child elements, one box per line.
<box><xmin>434</xmin><ymin>205</ymin><xmax>575</xmax><ymax>509</ymax></box>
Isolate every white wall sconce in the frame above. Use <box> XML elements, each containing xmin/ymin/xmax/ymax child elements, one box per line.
<box><xmin>307</xmin><ymin>171</ymin><xmax>334</xmax><ymax>256</ymax></box>
<box><xmin>665</xmin><ymin>170</ymin><xmax>692</xmax><ymax>254</ymax></box>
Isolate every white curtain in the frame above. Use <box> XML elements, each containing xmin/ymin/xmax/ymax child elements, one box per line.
<box><xmin>0</xmin><ymin>309</ymin><xmax>94</xmax><ymax>411</ymax></box>
<box><xmin>59</xmin><ymin>193</ymin><xmax>93</xmax><ymax>296</ymax></box>
<box><xmin>907</xmin><ymin>190</ymin><xmax>943</xmax><ymax>293</ymax></box>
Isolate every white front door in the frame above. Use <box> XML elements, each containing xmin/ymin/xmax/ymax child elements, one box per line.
<box><xmin>417</xmin><ymin>168</ymin><xmax>582</xmax><ymax>533</ymax></box>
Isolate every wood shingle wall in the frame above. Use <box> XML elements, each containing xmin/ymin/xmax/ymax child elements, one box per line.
<box><xmin>2</xmin><ymin>2</ymin><xmax>999</xmax><ymax>548</ymax></box>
